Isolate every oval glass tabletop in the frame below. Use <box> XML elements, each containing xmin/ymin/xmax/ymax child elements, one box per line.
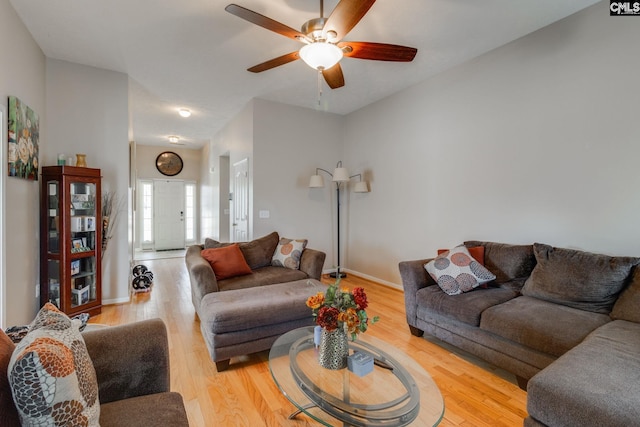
<box><xmin>269</xmin><ymin>327</ymin><xmax>444</xmax><ymax>427</ymax></box>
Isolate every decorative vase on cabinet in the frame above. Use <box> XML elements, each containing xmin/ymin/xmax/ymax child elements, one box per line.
<box><xmin>75</xmin><ymin>154</ymin><xmax>87</xmax><ymax>167</ymax></box>
<box><xmin>40</xmin><ymin>166</ymin><xmax>102</xmax><ymax>316</ymax></box>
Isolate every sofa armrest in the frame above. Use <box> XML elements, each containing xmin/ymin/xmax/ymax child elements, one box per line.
<box><xmin>186</xmin><ymin>245</ymin><xmax>220</xmax><ymax>310</ymax></box>
<box><xmin>398</xmin><ymin>259</ymin><xmax>436</xmax><ymax>327</ymax></box>
<box><xmin>82</xmin><ymin>318</ymin><xmax>170</xmax><ymax>404</ymax></box>
<box><xmin>300</xmin><ymin>248</ymin><xmax>326</xmax><ymax>280</ymax></box>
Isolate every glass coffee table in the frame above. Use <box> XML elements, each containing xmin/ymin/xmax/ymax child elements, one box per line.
<box><xmin>269</xmin><ymin>327</ymin><xmax>444</xmax><ymax>426</ymax></box>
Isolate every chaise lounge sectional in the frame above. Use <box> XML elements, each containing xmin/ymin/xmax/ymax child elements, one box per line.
<box><xmin>400</xmin><ymin>241</ymin><xmax>640</xmax><ymax>426</ymax></box>
<box><xmin>186</xmin><ymin>231</ymin><xmax>326</xmax><ymax>371</ymax></box>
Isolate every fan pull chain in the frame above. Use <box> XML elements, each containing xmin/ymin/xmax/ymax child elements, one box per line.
<box><xmin>317</xmin><ymin>70</ymin><xmax>323</xmax><ymax>107</ymax></box>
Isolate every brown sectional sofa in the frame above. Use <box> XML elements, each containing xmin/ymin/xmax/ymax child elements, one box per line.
<box><xmin>400</xmin><ymin>241</ymin><xmax>640</xmax><ymax>427</ymax></box>
<box><xmin>186</xmin><ymin>231</ymin><xmax>326</xmax><ymax>370</ymax></box>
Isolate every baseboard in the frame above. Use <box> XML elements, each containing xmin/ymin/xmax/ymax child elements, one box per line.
<box><xmin>102</xmin><ymin>296</ymin><xmax>131</xmax><ymax>305</ymax></box>
<box><xmin>337</xmin><ymin>268</ymin><xmax>404</xmax><ymax>292</ymax></box>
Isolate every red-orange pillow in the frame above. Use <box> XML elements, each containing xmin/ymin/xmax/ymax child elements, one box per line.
<box><xmin>438</xmin><ymin>246</ymin><xmax>485</xmax><ymax>265</ymax></box>
<box><xmin>201</xmin><ymin>244</ymin><xmax>252</xmax><ymax>280</ymax></box>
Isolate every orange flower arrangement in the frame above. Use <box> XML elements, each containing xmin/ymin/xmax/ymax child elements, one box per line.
<box><xmin>306</xmin><ymin>278</ymin><xmax>379</xmax><ymax>340</ymax></box>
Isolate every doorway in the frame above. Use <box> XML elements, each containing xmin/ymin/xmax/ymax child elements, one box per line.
<box><xmin>154</xmin><ymin>180</ymin><xmax>185</xmax><ymax>250</ymax></box>
<box><xmin>136</xmin><ymin>179</ymin><xmax>196</xmax><ymax>253</ymax></box>
<box><xmin>231</xmin><ymin>158</ymin><xmax>249</xmax><ymax>242</ymax></box>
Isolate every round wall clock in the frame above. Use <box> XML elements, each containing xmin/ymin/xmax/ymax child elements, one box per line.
<box><xmin>156</xmin><ymin>151</ymin><xmax>183</xmax><ymax>176</ymax></box>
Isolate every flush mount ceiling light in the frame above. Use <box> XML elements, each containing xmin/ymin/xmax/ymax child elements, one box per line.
<box><xmin>168</xmin><ymin>135</ymin><xmax>180</xmax><ymax>143</ymax></box>
<box><xmin>178</xmin><ymin>108</ymin><xmax>191</xmax><ymax>118</ymax></box>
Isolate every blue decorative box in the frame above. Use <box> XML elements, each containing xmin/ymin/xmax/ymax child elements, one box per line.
<box><xmin>347</xmin><ymin>351</ymin><xmax>374</xmax><ymax>377</ymax></box>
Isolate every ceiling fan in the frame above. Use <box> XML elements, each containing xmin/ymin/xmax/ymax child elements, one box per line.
<box><xmin>225</xmin><ymin>0</ymin><xmax>417</xmax><ymax>89</ymax></box>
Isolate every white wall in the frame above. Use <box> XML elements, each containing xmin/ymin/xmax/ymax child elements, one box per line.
<box><xmin>207</xmin><ymin>98</ymin><xmax>344</xmax><ymax>269</ymax></box>
<box><xmin>0</xmin><ymin>0</ymin><xmax>46</xmax><ymax>325</ymax></box>
<box><xmin>45</xmin><ymin>59</ymin><xmax>130</xmax><ymax>305</ymax></box>
<box><xmin>252</xmin><ymin>99</ymin><xmax>343</xmax><ymax>265</ymax></box>
<box><xmin>343</xmin><ymin>1</ymin><xmax>640</xmax><ymax>286</ymax></box>
<box><xmin>199</xmin><ymin>141</ymin><xmax>214</xmax><ymax>241</ymax></box>
<box><xmin>206</xmin><ymin>101</ymin><xmax>254</xmax><ymax>241</ymax></box>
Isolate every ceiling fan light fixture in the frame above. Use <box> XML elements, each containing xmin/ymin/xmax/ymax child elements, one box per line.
<box><xmin>299</xmin><ymin>42</ymin><xmax>343</xmax><ymax>71</ymax></box>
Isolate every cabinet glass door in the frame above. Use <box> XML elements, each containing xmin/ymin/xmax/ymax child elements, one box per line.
<box><xmin>47</xmin><ymin>181</ymin><xmax>60</xmax><ymax>254</ymax></box>
<box><xmin>70</xmin><ymin>181</ymin><xmax>97</xmax><ymax>308</ymax></box>
<box><xmin>46</xmin><ymin>181</ymin><xmax>61</xmax><ymax>307</ymax></box>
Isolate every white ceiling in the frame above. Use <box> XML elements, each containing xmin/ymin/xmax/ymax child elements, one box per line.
<box><xmin>10</xmin><ymin>0</ymin><xmax>599</xmax><ymax>149</ymax></box>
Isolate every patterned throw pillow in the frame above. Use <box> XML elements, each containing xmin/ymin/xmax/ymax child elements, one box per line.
<box><xmin>438</xmin><ymin>246</ymin><xmax>489</xmax><ymax>288</ymax></box>
<box><xmin>272</xmin><ymin>238</ymin><xmax>308</xmax><ymax>270</ymax></box>
<box><xmin>425</xmin><ymin>245</ymin><xmax>496</xmax><ymax>295</ymax></box>
<box><xmin>8</xmin><ymin>303</ymin><xmax>100</xmax><ymax>426</ymax></box>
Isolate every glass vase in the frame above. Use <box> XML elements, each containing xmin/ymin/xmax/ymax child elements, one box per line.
<box><xmin>318</xmin><ymin>327</ymin><xmax>349</xmax><ymax>370</ymax></box>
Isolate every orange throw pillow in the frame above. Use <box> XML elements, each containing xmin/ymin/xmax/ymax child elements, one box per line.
<box><xmin>201</xmin><ymin>244</ymin><xmax>252</xmax><ymax>280</ymax></box>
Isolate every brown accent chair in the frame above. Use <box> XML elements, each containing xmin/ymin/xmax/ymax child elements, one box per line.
<box><xmin>0</xmin><ymin>319</ymin><xmax>189</xmax><ymax>427</ymax></box>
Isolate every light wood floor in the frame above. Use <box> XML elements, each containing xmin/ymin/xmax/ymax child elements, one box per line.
<box><xmin>89</xmin><ymin>258</ymin><xmax>527</xmax><ymax>426</ymax></box>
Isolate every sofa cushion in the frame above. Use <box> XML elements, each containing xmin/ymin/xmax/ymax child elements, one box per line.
<box><xmin>100</xmin><ymin>392</ymin><xmax>188</xmax><ymax>427</ymax></box>
<box><xmin>610</xmin><ymin>266</ymin><xmax>640</xmax><ymax>322</ymax></box>
<box><xmin>8</xmin><ymin>303</ymin><xmax>100</xmax><ymax>426</ymax></box>
<box><xmin>416</xmin><ymin>285</ymin><xmax>518</xmax><ymax>326</ymax></box>
<box><xmin>200</xmin><ymin>280</ymin><xmax>326</xmax><ymax>333</ymax></box>
<box><xmin>272</xmin><ymin>237</ymin><xmax>307</xmax><ymax>269</ymax></box>
<box><xmin>425</xmin><ymin>245</ymin><xmax>496</xmax><ymax>295</ymax></box>
<box><xmin>0</xmin><ymin>330</ymin><xmax>20</xmax><ymax>427</ymax></box>
<box><xmin>527</xmin><ymin>320</ymin><xmax>640</xmax><ymax>427</ymax></box>
<box><xmin>464</xmin><ymin>241</ymin><xmax>536</xmax><ymax>284</ymax></box>
<box><xmin>522</xmin><ymin>243</ymin><xmax>639</xmax><ymax>314</ymax></box>
<box><xmin>480</xmin><ymin>296</ymin><xmax>611</xmax><ymax>357</ymax></box>
<box><xmin>203</xmin><ymin>232</ymin><xmax>280</xmax><ymax>270</ymax></box>
<box><xmin>201</xmin><ymin>244</ymin><xmax>252</xmax><ymax>280</ymax></box>
<box><xmin>203</xmin><ymin>238</ymin><xmax>231</xmax><ymax>249</ymax></box>
<box><xmin>239</xmin><ymin>231</ymin><xmax>280</xmax><ymax>270</ymax></box>
<box><xmin>217</xmin><ymin>266</ymin><xmax>309</xmax><ymax>292</ymax></box>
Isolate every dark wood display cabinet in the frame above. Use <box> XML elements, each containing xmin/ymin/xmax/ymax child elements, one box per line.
<box><xmin>40</xmin><ymin>166</ymin><xmax>102</xmax><ymax>316</ymax></box>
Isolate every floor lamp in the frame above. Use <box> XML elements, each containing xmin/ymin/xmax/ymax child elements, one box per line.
<box><xmin>309</xmin><ymin>161</ymin><xmax>370</xmax><ymax>278</ymax></box>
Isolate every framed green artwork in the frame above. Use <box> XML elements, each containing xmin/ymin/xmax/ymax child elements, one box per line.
<box><xmin>8</xmin><ymin>96</ymin><xmax>39</xmax><ymax>180</ymax></box>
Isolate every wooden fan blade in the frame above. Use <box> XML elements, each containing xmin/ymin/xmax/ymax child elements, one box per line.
<box><xmin>225</xmin><ymin>4</ymin><xmax>307</xmax><ymax>41</ymax></box>
<box><xmin>247</xmin><ymin>51</ymin><xmax>300</xmax><ymax>73</ymax></box>
<box><xmin>324</xmin><ymin>0</ymin><xmax>376</xmax><ymax>42</ymax></box>
<box><xmin>322</xmin><ymin>63</ymin><xmax>345</xmax><ymax>89</ymax></box>
<box><xmin>339</xmin><ymin>41</ymin><xmax>417</xmax><ymax>62</ymax></box>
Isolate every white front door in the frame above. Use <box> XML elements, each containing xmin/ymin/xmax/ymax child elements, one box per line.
<box><xmin>231</xmin><ymin>158</ymin><xmax>249</xmax><ymax>242</ymax></box>
<box><xmin>154</xmin><ymin>180</ymin><xmax>185</xmax><ymax>250</ymax></box>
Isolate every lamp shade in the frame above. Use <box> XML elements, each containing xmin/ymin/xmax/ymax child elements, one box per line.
<box><xmin>354</xmin><ymin>181</ymin><xmax>369</xmax><ymax>193</ymax></box>
<box><xmin>299</xmin><ymin>42</ymin><xmax>343</xmax><ymax>70</ymax></box>
<box><xmin>309</xmin><ymin>174</ymin><xmax>325</xmax><ymax>188</ymax></box>
<box><xmin>332</xmin><ymin>167</ymin><xmax>350</xmax><ymax>182</ymax></box>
